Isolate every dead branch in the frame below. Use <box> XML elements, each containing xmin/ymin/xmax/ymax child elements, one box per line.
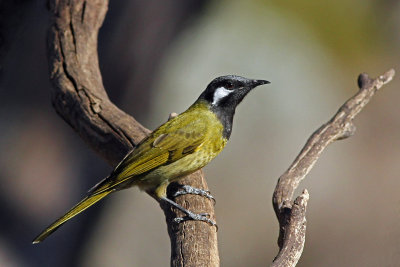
<box><xmin>271</xmin><ymin>69</ymin><xmax>395</xmax><ymax>267</ymax></box>
<box><xmin>47</xmin><ymin>1</ymin><xmax>219</xmax><ymax>266</ymax></box>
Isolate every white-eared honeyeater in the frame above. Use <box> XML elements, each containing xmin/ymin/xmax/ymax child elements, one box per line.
<box><xmin>32</xmin><ymin>75</ymin><xmax>269</xmax><ymax>244</ymax></box>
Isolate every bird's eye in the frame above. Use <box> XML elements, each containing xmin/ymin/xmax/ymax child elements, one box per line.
<box><xmin>225</xmin><ymin>82</ymin><xmax>234</xmax><ymax>89</ymax></box>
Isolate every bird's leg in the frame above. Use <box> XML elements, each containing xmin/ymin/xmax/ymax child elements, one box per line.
<box><xmin>160</xmin><ymin>196</ymin><xmax>217</xmax><ymax>226</ymax></box>
<box><xmin>173</xmin><ymin>185</ymin><xmax>216</xmax><ymax>204</ymax></box>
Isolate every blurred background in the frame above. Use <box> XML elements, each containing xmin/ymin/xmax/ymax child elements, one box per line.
<box><xmin>1</xmin><ymin>0</ymin><xmax>399</xmax><ymax>266</ymax></box>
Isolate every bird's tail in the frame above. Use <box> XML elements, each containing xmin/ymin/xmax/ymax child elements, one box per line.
<box><xmin>32</xmin><ymin>190</ymin><xmax>112</xmax><ymax>244</ymax></box>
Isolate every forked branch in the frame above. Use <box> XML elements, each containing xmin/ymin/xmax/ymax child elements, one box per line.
<box><xmin>271</xmin><ymin>69</ymin><xmax>395</xmax><ymax>267</ymax></box>
<box><xmin>47</xmin><ymin>1</ymin><xmax>219</xmax><ymax>266</ymax></box>
<box><xmin>47</xmin><ymin>1</ymin><xmax>395</xmax><ymax>266</ymax></box>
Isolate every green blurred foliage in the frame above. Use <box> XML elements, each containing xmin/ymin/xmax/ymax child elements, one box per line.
<box><xmin>255</xmin><ymin>0</ymin><xmax>386</xmax><ymax>68</ymax></box>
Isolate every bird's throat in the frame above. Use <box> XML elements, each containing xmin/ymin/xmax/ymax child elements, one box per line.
<box><xmin>211</xmin><ymin>105</ymin><xmax>234</xmax><ymax>139</ymax></box>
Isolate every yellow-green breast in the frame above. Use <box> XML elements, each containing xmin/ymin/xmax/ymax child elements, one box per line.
<box><xmin>137</xmin><ymin>102</ymin><xmax>226</xmax><ymax>189</ymax></box>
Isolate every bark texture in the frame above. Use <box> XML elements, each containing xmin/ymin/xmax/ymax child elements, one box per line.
<box><xmin>48</xmin><ymin>1</ymin><xmax>219</xmax><ymax>266</ymax></box>
<box><xmin>47</xmin><ymin>1</ymin><xmax>395</xmax><ymax>266</ymax></box>
<box><xmin>271</xmin><ymin>69</ymin><xmax>395</xmax><ymax>266</ymax></box>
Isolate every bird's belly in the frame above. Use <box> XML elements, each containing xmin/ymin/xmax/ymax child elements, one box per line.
<box><xmin>137</xmin><ymin>140</ymin><xmax>226</xmax><ymax>191</ymax></box>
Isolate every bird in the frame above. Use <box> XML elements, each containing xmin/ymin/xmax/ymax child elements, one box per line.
<box><xmin>32</xmin><ymin>75</ymin><xmax>270</xmax><ymax>244</ymax></box>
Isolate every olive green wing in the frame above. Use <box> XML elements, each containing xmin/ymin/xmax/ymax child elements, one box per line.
<box><xmin>32</xmin><ymin>115</ymin><xmax>209</xmax><ymax>244</ymax></box>
<box><xmin>91</xmin><ymin>115</ymin><xmax>208</xmax><ymax>194</ymax></box>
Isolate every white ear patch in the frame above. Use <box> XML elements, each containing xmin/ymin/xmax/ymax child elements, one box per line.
<box><xmin>212</xmin><ymin>87</ymin><xmax>233</xmax><ymax>105</ymax></box>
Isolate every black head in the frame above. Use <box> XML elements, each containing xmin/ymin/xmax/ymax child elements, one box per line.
<box><xmin>197</xmin><ymin>75</ymin><xmax>270</xmax><ymax>138</ymax></box>
<box><xmin>198</xmin><ymin>75</ymin><xmax>269</xmax><ymax>108</ymax></box>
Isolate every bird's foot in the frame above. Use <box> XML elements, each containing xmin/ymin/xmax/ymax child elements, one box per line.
<box><xmin>161</xmin><ymin>197</ymin><xmax>217</xmax><ymax>228</ymax></box>
<box><xmin>174</xmin><ymin>212</ymin><xmax>217</xmax><ymax>227</ymax></box>
<box><xmin>173</xmin><ymin>185</ymin><xmax>216</xmax><ymax>204</ymax></box>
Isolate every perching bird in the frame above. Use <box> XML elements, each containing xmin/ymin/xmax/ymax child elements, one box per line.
<box><xmin>32</xmin><ymin>75</ymin><xmax>269</xmax><ymax>244</ymax></box>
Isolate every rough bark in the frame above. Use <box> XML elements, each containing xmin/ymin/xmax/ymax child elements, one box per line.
<box><xmin>47</xmin><ymin>1</ymin><xmax>219</xmax><ymax>266</ymax></box>
<box><xmin>271</xmin><ymin>69</ymin><xmax>395</xmax><ymax>266</ymax></box>
<box><xmin>47</xmin><ymin>1</ymin><xmax>396</xmax><ymax>266</ymax></box>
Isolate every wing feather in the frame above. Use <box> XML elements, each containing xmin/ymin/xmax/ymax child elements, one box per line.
<box><xmin>91</xmin><ymin>114</ymin><xmax>208</xmax><ymax>194</ymax></box>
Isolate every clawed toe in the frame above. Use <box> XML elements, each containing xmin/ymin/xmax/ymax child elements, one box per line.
<box><xmin>173</xmin><ymin>185</ymin><xmax>216</xmax><ymax>204</ymax></box>
<box><xmin>161</xmin><ymin>196</ymin><xmax>217</xmax><ymax>228</ymax></box>
<box><xmin>174</xmin><ymin>213</ymin><xmax>217</xmax><ymax>227</ymax></box>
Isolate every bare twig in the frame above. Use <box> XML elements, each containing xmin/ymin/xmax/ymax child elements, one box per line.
<box><xmin>271</xmin><ymin>69</ymin><xmax>395</xmax><ymax>266</ymax></box>
<box><xmin>47</xmin><ymin>1</ymin><xmax>219</xmax><ymax>266</ymax></box>
<box><xmin>271</xmin><ymin>190</ymin><xmax>309</xmax><ymax>267</ymax></box>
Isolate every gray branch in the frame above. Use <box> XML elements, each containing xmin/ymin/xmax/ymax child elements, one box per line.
<box><xmin>271</xmin><ymin>69</ymin><xmax>395</xmax><ymax>266</ymax></box>
<box><xmin>47</xmin><ymin>1</ymin><xmax>219</xmax><ymax>266</ymax></box>
<box><xmin>47</xmin><ymin>1</ymin><xmax>396</xmax><ymax>266</ymax></box>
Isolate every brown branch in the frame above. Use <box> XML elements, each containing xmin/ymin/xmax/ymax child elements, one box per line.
<box><xmin>47</xmin><ymin>1</ymin><xmax>219</xmax><ymax>266</ymax></box>
<box><xmin>271</xmin><ymin>69</ymin><xmax>395</xmax><ymax>266</ymax></box>
<box><xmin>271</xmin><ymin>190</ymin><xmax>309</xmax><ymax>267</ymax></box>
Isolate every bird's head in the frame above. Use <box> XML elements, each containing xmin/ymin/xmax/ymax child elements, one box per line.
<box><xmin>198</xmin><ymin>75</ymin><xmax>270</xmax><ymax>109</ymax></box>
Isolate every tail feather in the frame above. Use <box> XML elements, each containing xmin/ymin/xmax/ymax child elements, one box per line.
<box><xmin>32</xmin><ymin>190</ymin><xmax>112</xmax><ymax>244</ymax></box>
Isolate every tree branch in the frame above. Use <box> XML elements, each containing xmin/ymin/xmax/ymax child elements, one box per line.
<box><xmin>271</xmin><ymin>69</ymin><xmax>395</xmax><ymax>266</ymax></box>
<box><xmin>47</xmin><ymin>1</ymin><xmax>219</xmax><ymax>266</ymax></box>
<box><xmin>271</xmin><ymin>190</ymin><xmax>309</xmax><ymax>267</ymax></box>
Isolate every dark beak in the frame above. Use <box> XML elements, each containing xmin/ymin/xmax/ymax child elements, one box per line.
<box><xmin>250</xmin><ymin>79</ymin><xmax>270</xmax><ymax>88</ymax></box>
